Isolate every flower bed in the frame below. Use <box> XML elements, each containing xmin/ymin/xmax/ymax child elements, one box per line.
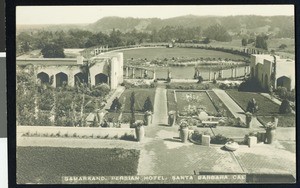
<box><xmin>166</xmin><ymin>82</ymin><xmax>217</xmax><ymax>90</ymax></box>
<box><xmin>17</xmin><ymin>147</ymin><xmax>139</xmax><ymax>184</ymax></box>
<box><xmin>175</xmin><ymin>91</ymin><xmax>218</xmax><ymax>116</ymax></box>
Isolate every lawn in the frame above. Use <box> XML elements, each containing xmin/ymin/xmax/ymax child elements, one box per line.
<box><xmin>207</xmin><ymin>91</ymin><xmax>234</xmax><ymax>118</ymax></box>
<box><xmin>167</xmin><ymin>90</ymin><xmax>177</xmax><ymax>112</ymax></box>
<box><xmin>119</xmin><ymin>88</ymin><xmax>155</xmax><ymax>113</ymax></box>
<box><xmin>121</xmin><ymin>47</ymin><xmax>245</xmax><ymax>61</ymax></box>
<box><xmin>257</xmin><ymin>115</ymin><xmax>295</xmax><ymax>127</ymax></box>
<box><xmin>17</xmin><ymin>147</ymin><xmax>140</xmax><ymax>184</ymax></box>
<box><xmin>175</xmin><ymin>91</ymin><xmax>218</xmax><ymax>116</ymax></box>
<box><xmin>226</xmin><ymin>90</ymin><xmax>280</xmax><ymax>116</ymax></box>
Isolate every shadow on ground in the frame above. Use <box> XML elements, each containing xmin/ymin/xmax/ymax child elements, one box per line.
<box><xmin>163</xmin><ymin>138</ymin><xmax>182</xmax><ymax>143</ymax></box>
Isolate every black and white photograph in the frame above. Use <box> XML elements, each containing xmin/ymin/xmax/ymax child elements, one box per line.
<box><xmin>15</xmin><ymin>5</ymin><xmax>296</xmax><ymax>184</ymax></box>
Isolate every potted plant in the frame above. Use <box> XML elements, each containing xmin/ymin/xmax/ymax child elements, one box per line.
<box><xmin>168</xmin><ymin>111</ymin><xmax>176</xmax><ymax>126</ymax></box>
<box><xmin>245</xmin><ymin>112</ymin><xmax>252</xmax><ymax>128</ymax></box>
<box><xmin>178</xmin><ymin>119</ymin><xmax>189</xmax><ymax>143</ymax></box>
<box><xmin>144</xmin><ymin>110</ymin><xmax>152</xmax><ymax>126</ymax></box>
<box><xmin>264</xmin><ymin>119</ymin><xmax>277</xmax><ymax>144</ymax></box>
<box><xmin>135</xmin><ymin>120</ymin><xmax>145</xmax><ymax>142</ymax></box>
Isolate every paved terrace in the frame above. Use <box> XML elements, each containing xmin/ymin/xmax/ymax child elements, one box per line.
<box><xmin>17</xmin><ymin>83</ymin><xmax>296</xmax><ymax>179</ymax></box>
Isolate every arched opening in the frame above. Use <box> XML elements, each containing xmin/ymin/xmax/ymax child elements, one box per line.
<box><xmin>251</xmin><ymin>67</ymin><xmax>254</xmax><ymax>78</ymax></box>
<box><xmin>264</xmin><ymin>74</ymin><xmax>268</xmax><ymax>91</ymax></box>
<box><xmin>255</xmin><ymin>65</ymin><xmax>259</xmax><ymax>78</ymax></box>
<box><xmin>56</xmin><ymin>72</ymin><xmax>68</xmax><ymax>87</ymax></box>
<box><xmin>37</xmin><ymin>72</ymin><xmax>50</xmax><ymax>84</ymax></box>
<box><xmin>74</xmin><ymin>72</ymin><xmax>88</xmax><ymax>86</ymax></box>
<box><xmin>95</xmin><ymin>73</ymin><xmax>108</xmax><ymax>85</ymax></box>
<box><xmin>277</xmin><ymin>76</ymin><xmax>291</xmax><ymax>91</ymax></box>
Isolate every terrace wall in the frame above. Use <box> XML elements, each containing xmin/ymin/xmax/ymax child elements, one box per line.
<box><xmin>17</xmin><ymin>126</ymin><xmax>135</xmax><ymax>138</ymax></box>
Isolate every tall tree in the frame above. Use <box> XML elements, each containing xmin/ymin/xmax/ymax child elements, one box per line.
<box><xmin>41</xmin><ymin>43</ymin><xmax>65</xmax><ymax>58</ymax></box>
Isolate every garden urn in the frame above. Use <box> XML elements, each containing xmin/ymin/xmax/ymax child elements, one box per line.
<box><xmin>168</xmin><ymin>111</ymin><xmax>176</xmax><ymax>126</ymax></box>
<box><xmin>144</xmin><ymin>111</ymin><xmax>152</xmax><ymax>126</ymax></box>
<box><xmin>135</xmin><ymin>124</ymin><xmax>145</xmax><ymax>142</ymax></box>
<box><xmin>245</xmin><ymin>112</ymin><xmax>252</xmax><ymax>128</ymax></box>
<box><xmin>266</xmin><ymin>122</ymin><xmax>276</xmax><ymax>144</ymax></box>
<box><xmin>179</xmin><ymin>126</ymin><xmax>189</xmax><ymax>143</ymax></box>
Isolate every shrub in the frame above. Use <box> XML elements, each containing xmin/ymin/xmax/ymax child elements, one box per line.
<box><xmin>211</xmin><ymin>134</ymin><xmax>230</xmax><ymax>144</ymax></box>
<box><xmin>278</xmin><ymin>44</ymin><xmax>287</xmax><ymax>49</ymax></box>
<box><xmin>238</xmin><ymin>78</ymin><xmax>263</xmax><ymax>92</ymax></box>
<box><xmin>143</xmin><ymin>96</ymin><xmax>153</xmax><ymax>112</ymax></box>
<box><xmin>110</xmin><ymin>97</ymin><xmax>122</xmax><ymax>112</ymax></box>
<box><xmin>279</xmin><ymin>99</ymin><xmax>292</xmax><ymax>114</ymax></box>
<box><xmin>197</xmin><ymin>76</ymin><xmax>204</xmax><ymax>83</ymax></box>
<box><xmin>246</xmin><ymin>98</ymin><xmax>258</xmax><ymax>114</ymax></box>
<box><xmin>91</xmin><ymin>84</ymin><xmax>110</xmax><ymax>97</ymax></box>
<box><xmin>190</xmin><ymin>131</ymin><xmax>202</xmax><ymax>144</ymax></box>
<box><xmin>120</xmin><ymin>133</ymin><xmax>135</xmax><ymax>141</ymax></box>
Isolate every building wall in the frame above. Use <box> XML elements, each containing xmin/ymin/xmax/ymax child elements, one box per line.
<box><xmin>250</xmin><ymin>54</ymin><xmax>295</xmax><ymax>91</ymax></box>
<box><xmin>17</xmin><ymin>52</ymin><xmax>124</xmax><ymax>89</ymax></box>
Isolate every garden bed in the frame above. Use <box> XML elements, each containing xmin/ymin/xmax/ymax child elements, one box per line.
<box><xmin>257</xmin><ymin>115</ymin><xmax>295</xmax><ymax>127</ymax></box>
<box><xmin>166</xmin><ymin>90</ymin><xmax>177</xmax><ymax>112</ymax></box>
<box><xmin>207</xmin><ymin>91</ymin><xmax>234</xmax><ymax>118</ymax></box>
<box><xmin>226</xmin><ymin>90</ymin><xmax>280</xmax><ymax>116</ymax></box>
<box><xmin>166</xmin><ymin>82</ymin><xmax>217</xmax><ymax>90</ymax></box>
<box><xmin>17</xmin><ymin>147</ymin><xmax>139</xmax><ymax>184</ymax></box>
<box><xmin>118</xmin><ymin>88</ymin><xmax>155</xmax><ymax>113</ymax></box>
<box><xmin>175</xmin><ymin>91</ymin><xmax>218</xmax><ymax>116</ymax></box>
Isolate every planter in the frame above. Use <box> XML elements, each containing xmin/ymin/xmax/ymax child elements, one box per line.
<box><xmin>245</xmin><ymin>112</ymin><xmax>252</xmax><ymax>128</ymax></box>
<box><xmin>144</xmin><ymin>113</ymin><xmax>152</xmax><ymax>126</ymax></box>
<box><xmin>265</xmin><ymin>129</ymin><xmax>276</xmax><ymax>144</ymax></box>
<box><xmin>135</xmin><ymin>125</ymin><xmax>145</xmax><ymax>142</ymax></box>
<box><xmin>168</xmin><ymin>111</ymin><xmax>176</xmax><ymax>126</ymax></box>
<box><xmin>179</xmin><ymin>127</ymin><xmax>189</xmax><ymax>143</ymax></box>
<box><xmin>225</xmin><ymin>142</ymin><xmax>239</xmax><ymax>151</ymax></box>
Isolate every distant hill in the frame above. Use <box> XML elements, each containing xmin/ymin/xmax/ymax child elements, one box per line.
<box><xmin>17</xmin><ymin>15</ymin><xmax>294</xmax><ymax>38</ymax></box>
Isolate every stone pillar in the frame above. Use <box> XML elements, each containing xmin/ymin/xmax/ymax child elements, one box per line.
<box><xmin>132</xmin><ymin>68</ymin><xmax>135</xmax><ymax>79</ymax></box>
<box><xmin>153</xmin><ymin>71</ymin><xmax>156</xmax><ymax>80</ymax></box>
<box><xmin>214</xmin><ymin>72</ymin><xmax>217</xmax><ymax>80</ymax></box>
<box><xmin>202</xmin><ymin>135</ymin><xmax>210</xmax><ymax>146</ymax></box>
<box><xmin>208</xmin><ymin>69</ymin><xmax>211</xmax><ymax>81</ymax></box>
<box><xmin>52</xmin><ymin>74</ymin><xmax>56</xmax><ymax>88</ymax></box>
<box><xmin>218</xmin><ymin>70</ymin><xmax>223</xmax><ymax>79</ymax></box>
<box><xmin>235</xmin><ymin>67</ymin><xmax>238</xmax><ymax>78</ymax></box>
<box><xmin>68</xmin><ymin>73</ymin><xmax>75</xmax><ymax>87</ymax></box>
<box><xmin>231</xmin><ymin>68</ymin><xmax>234</xmax><ymax>78</ymax></box>
<box><xmin>126</xmin><ymin>67</ymin><xmax>129</xmax><ymax>78</ymax></box>
<box><xmin>248</xmin><ymin>136</ymin><xmax>257</xmax><ymax>147</ymax></box>
<box><xmin>140</xmin><ymin>69</ymin><xmax>143</xmax><ymax>78</ymax></box>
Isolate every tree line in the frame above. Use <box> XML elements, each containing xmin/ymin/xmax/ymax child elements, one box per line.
<box><xmin>17</xmin><ymin>24</ymin><xmax>233</xmax><ymax>54</ymax></box>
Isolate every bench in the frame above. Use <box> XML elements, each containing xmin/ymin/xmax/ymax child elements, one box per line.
<box><xmin>199</xmin><ymin>121</ymin><xmax>219</xmax><ymax>128</ymax></box>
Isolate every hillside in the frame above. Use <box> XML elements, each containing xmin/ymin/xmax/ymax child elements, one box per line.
<box><xmin>17</xmin><ymin>15</ymin><xmax>294</xmax><ymax>38</ymax></box>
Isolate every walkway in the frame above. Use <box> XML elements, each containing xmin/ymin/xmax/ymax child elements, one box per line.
<box><xmin>152</xmin><ymin>84</ymin><xmax>168</xmax><ymax>125</ymax></box>
<box><xmin>212</xmin><ymin>88</ymin><xmax>263</xmax><ymax>128</ymax></box>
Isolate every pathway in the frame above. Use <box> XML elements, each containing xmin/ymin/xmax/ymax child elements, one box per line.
<box><xmin>152</xmin><ymin>84</ymin><xmax>168</xmax><ymax>125</ymax></box>
<box><xmin>212</xmin><ymin>88</ymin><xmax>263</xmax><ymax>128</ymax></box>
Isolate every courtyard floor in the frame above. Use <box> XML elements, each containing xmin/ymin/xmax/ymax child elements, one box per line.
<box><xmin>17</xmin><ymin>82</ymin><xmax>296</xmax><ymax>180</ymax></box>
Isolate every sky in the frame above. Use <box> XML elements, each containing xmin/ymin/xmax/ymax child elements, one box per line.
<box><xmin>16</xmin><ymin>5</ymin><xmax>294</xmax><ymax>25</ymax></box>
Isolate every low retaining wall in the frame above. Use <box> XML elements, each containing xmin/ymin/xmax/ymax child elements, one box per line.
<box><xmin>17</xmin><ymin>126</ymin><xmax>135</xmax><ymax>138</ymax></box>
